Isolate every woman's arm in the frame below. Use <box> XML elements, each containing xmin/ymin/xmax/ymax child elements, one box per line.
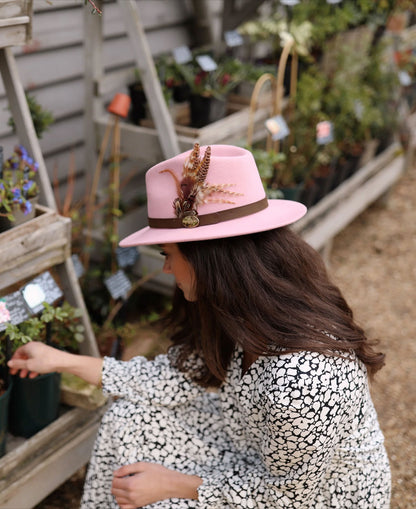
<box><xmin>7</xmin><ymin>341</ymin><xmax>103</xmax><ymax>386</ymax></box>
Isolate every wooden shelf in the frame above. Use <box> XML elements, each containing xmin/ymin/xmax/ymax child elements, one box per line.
<box><xmin>0</xmin><ymin>205</ymin><xmax>71</xmax><ymax>291</ymax></box>
<box><xmin>0</xmin><ymin>404</ymin><xmax>108</xmax><ymax>508</ymax></box>
<box><xmin>94</xmin><ymin>95</ymin><xmax>274</xmax><ymax>162</ymax></box>
<box><xmin>0</xmin><ymin>0</ymin><xmax>32</xmax><ymax>49</ymax></box>
<box><xmin>293</xmin><ymin>142</ymin><xmax>405</xmax><ymax>252</ymax></box>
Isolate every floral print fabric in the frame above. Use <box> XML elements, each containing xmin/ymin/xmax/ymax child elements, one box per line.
<box><xmin>81</xmin><ymin>347</ymin><xmax>390</xmax><ymax>508</ymax></box>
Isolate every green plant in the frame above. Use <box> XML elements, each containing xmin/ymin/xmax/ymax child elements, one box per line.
<box><xmin>0</xmin><ymin>301</ymin><xmax>85</xmax><ymax>370</ymax></box>
<box><xmin>0</xmin><ymin>145</ymin><xmax>39</xmax><ymax>221</ymax></box>
<box><xmin>8</xmin><ymin>93</ymin><xmax>54</xmax><ymax>139</ymax></box>
<box><xmin>177</xmin><ymin>54</ymin><xmax>247</xmax><ymax>99</ymax></box>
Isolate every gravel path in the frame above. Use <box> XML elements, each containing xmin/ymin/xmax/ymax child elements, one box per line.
<box><xmin>36</xmin><ymin>162</ymin><xmax>416</xmax><ymax>508</ymax></box>
<box><xmin>329</xmin><ymin>164</ymin><xmax>416</xmax><ymax>509</ymax></box>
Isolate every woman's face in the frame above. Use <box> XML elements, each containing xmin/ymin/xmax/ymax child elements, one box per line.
<box><xmin>160</xmin><ymin>243</ymin><xmax>197</xmax><ymax>301</ymax></box>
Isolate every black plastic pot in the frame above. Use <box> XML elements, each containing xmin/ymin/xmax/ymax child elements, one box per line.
<box><xmin>9</xmin><ymin>372</ymin><xmax>61</xmax><ymax>438</ymax></box>
<box><xmin>0</xmin><ymin>380</ymin><xmax>12</xmax><ymax>457</ymax></box>
<box><xmin>189</xmin><ymin>94</ymin><xmax>226</xmax><ymax>128</ymax></box>
<box><xmin>128</xmin><ymin>83</ymin><xmax>147</xmax><ymax>125</ymax></box>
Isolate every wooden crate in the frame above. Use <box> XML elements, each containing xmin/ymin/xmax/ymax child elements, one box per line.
<box><xmin>293</xmin><ymin>142</ymin><xmax>405</xmax><ymax>252</ymax></box>
<box><xmin>95</xmin><ymin>94</ymin><xmax>274</xmax><ymax>163</ymax></box>
<box><xmin>0</xmin><ymin>0</ymin><xmax>32</xmax><ymax>49</ymax></box>
<box><xmin>0</xmin><ymin>204</ymin><xmax>71</xmax><ymax>291</ymax></box>
<box><xmin>0</xmin><ymin>405</ymin><xmax>108</xmax><ymax>508</ymax></box>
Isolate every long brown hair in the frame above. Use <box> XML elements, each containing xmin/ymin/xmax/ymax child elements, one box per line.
<box><xmin>164</xmin><ymin>227</ymin><xmax>385</xmax><ymax>387</ymax></box>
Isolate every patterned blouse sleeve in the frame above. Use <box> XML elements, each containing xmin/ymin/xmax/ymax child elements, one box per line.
<box><xmin>198</xmin><ymin>355</ymin><xmax>359</xmax><ymax>508</ymax></box>
<box><xmin>101</xmin><ymin>349</ymin><xmax>207</xmax><ymax>407</ymax></box>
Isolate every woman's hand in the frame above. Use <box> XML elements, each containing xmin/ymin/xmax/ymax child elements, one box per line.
<box><xmin>111</xmin><ymin>462</ymin><xmax>202</xmax><ymax>508</ymax></box>
<box><xmin>7</xmin><ymin>341</ymin><xmax>63</xmax><ymax>378</ymax></box>
<box><xmin>8</xmin><ymin>341</ymin><xmax>104</xmax><ymax>386</ymax></box>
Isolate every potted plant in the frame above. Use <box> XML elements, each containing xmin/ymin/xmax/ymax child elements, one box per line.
<box><xmin>2</xmin><ymin>301</ymin><xmax>85</xmax><ymax>438</ymax></box>
<box><xmin>177</xmin><ymin>53</ymin><xmax>247</xmax><ymax>127</ymax></box>
<box><xmin>0</xmin><ymin>145</ymin><xmax>39</xmax><ymax>232</ymax></box>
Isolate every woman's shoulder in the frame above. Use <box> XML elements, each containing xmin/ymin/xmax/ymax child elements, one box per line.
<box><xmin>258</xmin><ymin>349</ymin><xmax>366</xmax><ymax>391</ymax></box>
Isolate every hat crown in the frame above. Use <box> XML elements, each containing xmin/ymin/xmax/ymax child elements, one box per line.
<box><xmin>146</xmin><ymin>145</ymin><xmax>266</xmax><ymax>220</ymax></box>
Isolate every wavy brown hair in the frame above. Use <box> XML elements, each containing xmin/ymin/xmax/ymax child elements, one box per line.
<box><xmin>163</xmin><ymin>226</ymin><xmax>385</xmax><ymax>387</ymax></box>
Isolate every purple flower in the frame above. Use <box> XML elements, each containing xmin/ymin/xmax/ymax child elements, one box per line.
<box><xmin>23</xmin><ymin>180</ymin><xmax>33</xmax><ymax>192</ymax></box>
<box><xmin>12</xmin><ymin>188</ymin><xmax>21</xmax><ymax>199</ymax></box>
<box><xmin>23</xmin><ymin>200</ymin><xmax>32</xmax><ymax>215</ymax></box>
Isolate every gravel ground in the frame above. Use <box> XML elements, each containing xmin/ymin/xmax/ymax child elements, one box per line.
<box><xmin>36</xmin><ymin>163</ymin><xmax>416</xmax><ymax>508</ymax></box>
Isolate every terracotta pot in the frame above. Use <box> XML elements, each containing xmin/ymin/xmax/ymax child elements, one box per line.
<box><xmin>108</xmin><ymin>93</ymin><xmax>131</xmax><ymax>118</ymax></box>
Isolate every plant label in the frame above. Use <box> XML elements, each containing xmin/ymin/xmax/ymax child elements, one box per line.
<box><xmin>398</xmin><ymin>70</ymin><xmax>412</xmax><ymax>86</ymax></box>
<box><xmin>0</xmin><ymin>292</ymin><xmax>30</xmax><ymax>331</ymax></box>
<box><xmin>265</xmin><ymin>115</ymin><xmax>290</xmax><ymax>140</ymax></box>
<box><xmin>173</xmin><ymin>45</ymin><xmax>192</xmax><ymax>65</ymax></box>
<box><xmin>104</xmin><ymin>270</ymin><xmax>132</xmax><ymax>301</ymax></box>
<box><xmin>196</xmin><ymin>55</ymin><xmax>218</xmax><ymax>72</ymax></box>
<box><xmin>71</xmin><ymin>254</ymin><xmax>85</xmax><ymax>278</ymax></box>
<box><xmin>280</xmin><ymin>0</ymin><xmax>300</xmax><ymax>5</ymax></box>
<box><xmin>22</xmin><ymin>272</ymin><xmax>63</xmax><ymax>314</ymax></box>
<box><xmin>316</xmin><ymin>121</ymin><xmax>334</xmax><ymax>145</ymax></box>
<box><xmin>224</xmin><ymin>30</ymin><xmax>244</xmax><ymax>48</ymax></box>
<box><xmin>116</xmin><ymin>246</ymin><xmax>139</xmax><ymax>269</ymax></box>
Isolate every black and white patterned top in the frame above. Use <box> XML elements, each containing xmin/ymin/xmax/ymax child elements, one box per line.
<box><xmin>81</xmin><ymin>347</ymin><xmax>391</xmax><ymax>508</ymax></box>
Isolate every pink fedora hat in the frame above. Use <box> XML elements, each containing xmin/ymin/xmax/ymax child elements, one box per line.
<box><xmin>120</xmin><ymin>143</ymin><xmax>307</xmax><ymax>246</ymax></box>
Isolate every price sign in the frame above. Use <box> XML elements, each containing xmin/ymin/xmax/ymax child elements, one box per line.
<box><xmin>224</xmin><ymin>30</ymin><xmax>244</xmax><ymax>48</ymax></box>
<box><xmin>316</xmin><ymin>120</ymin><xmax>334</xmax><ymax>145</ymax></box>
<box><xmin>22</xmin><ymin>271</ymin><xmax>63</xmax><ymax>314</ymax></box>
<box><xmin>116</xmin><ymin>246</ymin><xmax>139</xmax><ymax>269</ymax></box>
<box><xmin>265</xmin><ymin>115</ymin><xmax>290</xmax><ymax>141</ymax></box>
<box><xmin>71</xmin><ymin>254</ymin><xmax>85</xmax><ymax>278</ymax></box>
<box><xmin>196</xmin><ymin>55</ymin><xmax>218</xmax><ymax>72</ymax></box>
<box><xmin>0</xmin><ymin>292</ymin><xmax>31</xmax><ymax>332</ymax></box>
<box><xmin>104</xmin><ymin>270</ymin><xmax>132</xmax><ymax>301</ymax></box>
<box><xmin>173</xmin><ymin>45</ymin><xmax>192</xmax><ymax>65</ymax></box>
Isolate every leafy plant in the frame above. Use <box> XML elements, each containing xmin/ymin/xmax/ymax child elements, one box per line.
<box><xmin>177</xmin><ymin>54</ymin><xmax>247</xmax><ymax>99</ymax></box>
<box><xmin>0</xmin><ymin>301</ymin><xmax>85</xmax><ymax>369</ymax></box>
<box><xmin>8</xmin><ymin>93</ymin><xmax>54</xmax><ymax>139</ymax></box>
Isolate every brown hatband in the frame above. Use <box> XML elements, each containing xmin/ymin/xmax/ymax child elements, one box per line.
<box><xmin>148</xmin><ymin>196</ymin><xmax>268</xmax><ymax>229</ymax></box>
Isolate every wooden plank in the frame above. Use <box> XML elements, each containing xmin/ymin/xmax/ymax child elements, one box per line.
<box><xmin>298</xmin><ymin>156</ymin><xmax>404</xmax><ymax>251</ymax></box>
<box><xmin>0</xmin><ymin>205</ymin><xmax>71</xmax><ymax>289</ymax></box>
<box><xmin>0</xmin><ymin>406</ymin><xmax>107</xmax><ymax>508</ymax></box>
<box><xmin>25</xmin><ymin>0</ymin><xmax>192</xmax><ymax>53</ymax></box>
<box><xmin>0</xmin><ymin>46</ymin><xmax>54</xmax><ymax>208</ymax></box>
<box><xmin>294</xmin><ymin>142</ymin><xmax>402</xmax><ymax>231</ymax></box>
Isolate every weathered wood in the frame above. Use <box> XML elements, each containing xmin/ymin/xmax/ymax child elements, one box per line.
<box><xmin>117</xmin><ymin>0</ymin><xmax>180</xmax><ymax>159</ymax></box>
<box><xmin>0</xmin><ymin>405</ymin><xmax>108</xmax><ymax>509</ymax></box>
<box><xmin>0</xmin><ymin>205</ymin><xmax>70</xmax><ymax>290</ymax></box>
<box><xmin>293</xmin><ymin>143</ymin><xmax>405</xmax><ymax>251</ymax></box>
<box><xmin>0</xmin><ymin>46</ymin><xmax>56</xmax><ymax>208</ymax></box>
<box><xmin>95</xmin><ymin>97</ymin><xmax>273</xmax><ymax>165</ymax></box>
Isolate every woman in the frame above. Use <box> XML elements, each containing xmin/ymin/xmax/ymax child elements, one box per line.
<box><xmin>8</xmin><ymin>144</ymin><xmax>390</xmax><ymax>508</ymax></box>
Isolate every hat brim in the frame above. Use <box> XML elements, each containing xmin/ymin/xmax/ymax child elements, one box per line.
<box><xmin>119</xmin><ymin>199</ymin><xmax>307</xmax><ymax>247</ymax></box>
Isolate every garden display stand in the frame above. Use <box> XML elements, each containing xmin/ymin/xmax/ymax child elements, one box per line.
<box><xmin>0</xmin><ymin>14</ymin><xmax>105</xmax><ymax>508</ymax></box>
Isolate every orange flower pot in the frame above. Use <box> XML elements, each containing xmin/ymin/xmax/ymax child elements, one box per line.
<box><xmin>107</xmin><ymin>93</ymin><xmax>131</xmax><ymax>118</ymax></box>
